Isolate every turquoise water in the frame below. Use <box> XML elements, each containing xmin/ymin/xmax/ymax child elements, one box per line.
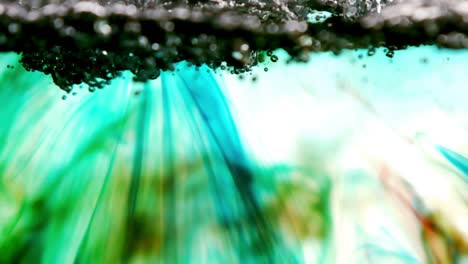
<box><xmin>0</xmin><ymin>46</ymin><xmax>467</xmax><ymax>263</ymax></box>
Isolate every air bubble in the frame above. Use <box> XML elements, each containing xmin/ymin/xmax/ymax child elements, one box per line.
<box><xmin>8</xmin><ymin>23</ymin><xmax>19</xmax><ymax>33</ymax></box>
<box><xmin>151</xmin><ymin>43</ymin><xmax>160</xmax><ymax>50</ymax></box>
<box><xmin>386</xmin><ymin>50</ymin><xmax>394</xmax><ymax>58</ymax></box>
<box><xmin>94</xmin><ymin>20</ymin><xmax>112</xmax><ymax>36</ymax></box>
<box><xmin>240</xmin><ymin>44</ymin><xmax>249</xmax><ymax>52</ymax></box>
<box><xmin>232</xmin><ymin>51</ymin><xmax>243</xmax><ymax>61</ymax></box>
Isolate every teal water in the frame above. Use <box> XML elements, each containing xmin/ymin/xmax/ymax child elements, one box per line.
<box><xmin>0</xmin><ymin>46</ymin><xmax>467</xmax><ymax>263</ymax></box>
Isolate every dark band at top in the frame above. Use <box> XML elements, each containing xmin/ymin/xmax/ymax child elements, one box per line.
<box><xmin>1</xmin><ymin>0</ymin><xmax>467</xmax><ymax>91</ymax></box>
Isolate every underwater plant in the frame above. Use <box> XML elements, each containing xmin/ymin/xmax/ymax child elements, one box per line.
<box><xmin>0</xmin><ymin>0</ymin><xmax>467</xmax><ymax>263</ymax></box>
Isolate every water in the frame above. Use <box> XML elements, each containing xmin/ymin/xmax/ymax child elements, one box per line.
<box><xmin>0</xmin><ymin>1</ymin><xmax>467</xmax><ymax>263</ymax></box>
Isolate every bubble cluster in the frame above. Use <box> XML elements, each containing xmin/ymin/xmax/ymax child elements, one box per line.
<box><xmin>0</xmin><ymin>0</ymin><xmax>468</xmax><ymax>91</ymax></box>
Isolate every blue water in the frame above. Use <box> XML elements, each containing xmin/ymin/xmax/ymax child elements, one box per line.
<box><xmin>0</xmin><ymin>46</ymin><xmax>467</xmax><ymax>263</ymax></box>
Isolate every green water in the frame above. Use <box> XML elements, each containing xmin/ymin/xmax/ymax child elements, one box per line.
<box><xmin>0</xmin><ymin>46</ymin><xmax>467</xmax><ymax>263</ymax></box>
